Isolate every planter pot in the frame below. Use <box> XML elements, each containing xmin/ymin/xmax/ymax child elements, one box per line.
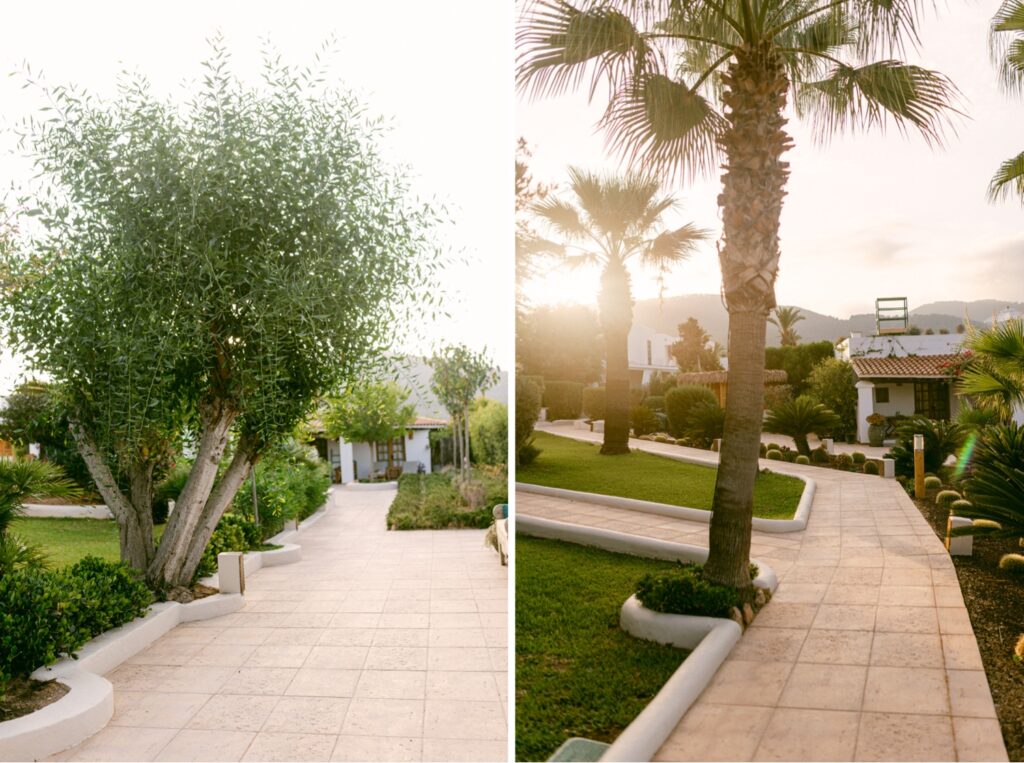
<box><xmin>868</xmin><ymin>424</ymin><xmax>885</xmax><ymax>447</ymax></box>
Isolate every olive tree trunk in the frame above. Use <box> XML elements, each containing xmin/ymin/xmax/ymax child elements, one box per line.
<box><xmin>704</xmin><ymin>44</ymin><xmax>791</xmax><ymax>589</ymax></box>
<box><xmin>599</xmin><ymin>257</ymin><xmax>633</xmax><ymax>455</ymax></box>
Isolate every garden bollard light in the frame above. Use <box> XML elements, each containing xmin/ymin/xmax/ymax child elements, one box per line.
<box><xmin>913</xmin><ymin>434</ymin><xmax>925</xmax><ymax>499</ymax></box>
<box><xmin>882</xmin><ymin>458</ymin><xmax>895</xmax><ymax>478</ymax></box>
<box><xmin>218</xmin><ymin>551</ymin><xmax>245</xmax><ymax>594</ymax></box>
<box><xmin>947</xmin><ymin>516</ymin><xmax>973</xmax><ymax>556</ymax></box>
<box><xmin>823</xmin><ymin>438</ymin><xmax>834</xmax><ymax>455</ymax></box>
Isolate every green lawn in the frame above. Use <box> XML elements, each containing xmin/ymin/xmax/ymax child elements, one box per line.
<box><xmin>519</xmin><ymin>431</ymin><xmax>803</xmax><ymax>520</ymax></box>
<box><xmin>11</xmin><ymin>517</ymin><xmax>165</xmax><ymax>569</ymax></box>
<box><xmin>516</xmin><ymin>535</ymin><xmax>687</xmax><ymax>762</ymax></box>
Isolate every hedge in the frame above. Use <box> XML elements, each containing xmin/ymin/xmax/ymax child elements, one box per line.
<box><xmin>544</xmin><ymin>381</ymin><xmax>583</xmax><ymax>420</ymax></box>
<box><xmin>665</xmin><ymin>385</ymin><xmax>717</xmax><ymax>437</ymax></box>
<box><xmin>582</xmin><ymin>386</ymin><xmax>606</xmax><ymax>420</ymax></box>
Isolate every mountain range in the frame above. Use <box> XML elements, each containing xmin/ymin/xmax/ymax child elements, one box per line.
<box><xmin>632</xmin><ymin>295</ymin><xmax>1024</xmax><ymax>346</ymax></box>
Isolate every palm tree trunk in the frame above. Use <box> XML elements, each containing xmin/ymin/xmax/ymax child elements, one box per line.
<box><xmin>793</xmin><ymin>434</ymin><xmax>811</xmax><ymax>457</ymax></box>
<box><xmin>599</xmin><ymin>258</ymin><xmax>633</xmax><ymax>455</ymax></box>
<box><xmin>704</xmin><ymin>44</ymin><xmax>791</xmax><ymax>589</ymax></box>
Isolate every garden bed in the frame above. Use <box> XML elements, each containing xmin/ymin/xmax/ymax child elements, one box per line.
<box><xmin>519</xmin><ymin>431</ymin><xmax>803</xmax><ymax>520</ymax></box>
<box><xmin>515</xmin><ymin>535</ymin><xmax>688</xmax><ymax>762</ymax></box>
<box><xmin>0</xmin><ymin>678</ymin><xmax>68</xmax><ymax>723</ymax></box>
<box><xmin>387</xmin><ymin>466</ymin><xmax>508</xmax><ymax>530</ymax></box>
<box><xmin>913</xmin><ymin>496</ymin><xmax>1024</xmax><ymax>761</ymax></box>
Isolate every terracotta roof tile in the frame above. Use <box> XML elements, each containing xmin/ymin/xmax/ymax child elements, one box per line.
<box><xmin>851</xmin><ymin>354</ymin><xmax>961</xmax><ymax>379</ymax></box>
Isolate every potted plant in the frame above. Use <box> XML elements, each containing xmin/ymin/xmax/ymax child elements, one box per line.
<box><xmin>866</xmin><ymin>413</ymin><xmax>887</xmax><ymax>447</ymax></box>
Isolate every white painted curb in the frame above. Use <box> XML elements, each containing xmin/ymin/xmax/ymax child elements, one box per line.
<box><xmin>21</xmin><ymin>503</ymin><xmax>112</xmax><ymax>520</ymax></box>
<box><xmin>517</xmin><ymin>514</ymin><xmax>779</xmax><ymax>763</ymax></box>
<box><xmin>343</xmin><ymin>481</ymin><xmax>398</xmax><ymax>491</ymax></box>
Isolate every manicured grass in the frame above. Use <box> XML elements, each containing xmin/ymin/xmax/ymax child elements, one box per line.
<box><xmin>516</xmin><ymin>535</ymin><xmax>687</xmax><ymax>762</ymax></box>
<box><xmin>387</xmin><ymin>466</ymin><xmax>508</xmax><ymax>530</ymax></box>
<box><xmin>11</xmin><ymin>518</ymin><xmax>165</xmax><ymax>569</ymax></box>
<box><xmin>519</xmin><ymin>431</ymin><xmax>803</xmax><ymax>520</ymax></box>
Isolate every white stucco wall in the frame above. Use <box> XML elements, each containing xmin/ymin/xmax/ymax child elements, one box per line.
<box><xmin>869</xmin><ymin>382</ymin><xmax>917</xmax><ymax>418</ymax></box>
<box><xmin>840</xmin><ymin>333</ymin><xmax>964</xmax><ymax>360</ymax></box>
<box><xmin>628</xmin><ymin>325</ymin><xmax>677</xmax><ymax>371</ymax></box>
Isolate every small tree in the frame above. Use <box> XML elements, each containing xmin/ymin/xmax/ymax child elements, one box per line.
<box><xmin>763</xmin><ymin>397</ymin><xmax>840</xmax><ymax>457</ymax></box>
<box><xmin>670</xmin><ymin>317</ymin><xmax>723</xmax><ymax>372</ymax></box>
<box><xmin>323</xmin><ymin>383</ymin><xmax>417</xmax><ymax>470</ymax></box>
<box><xmin>3</xmin><ymin>45</ymin><xmax>439</xmax><ymax>587</ymax></box>
<box><xmin>430</xmin><ymin>345</ymin><xmax>499</xmax><ymax>482</ymax></box>
<box><xmin>769</xmin><ymin>307</ymin><xmax>804</xmax><ymax>347</ymax></box>
<box><xmin>807</xmin><ymin>359</ymin><xmax>858</xmax><ymax>441</ymax></box>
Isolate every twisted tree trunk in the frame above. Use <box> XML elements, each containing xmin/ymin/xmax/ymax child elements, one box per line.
<box><xmin>599</xmin><ymin>257</ymin><xmax>634</xmax><ymax>455</ymax></box>
<box><xmin>704</xmin><ymin>44</ymin><xmax>792</xmax><ymax>589</ymax></box>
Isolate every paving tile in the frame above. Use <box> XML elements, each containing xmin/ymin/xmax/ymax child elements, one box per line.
<box><xmin>304</xmin><ymin>646</ymin><xmax>369</xmax><ymax>669</ymax></box>
<box><xmin>854</xmin><ymin>712</ymin><xmax>954</xmax><ymax>761</ymax></box>
<box><xmin>700</xmin><ymin>660</ymin><xmax>793</xmax><ymax>707</ymax></box>
<box><xmin>798</xmin><ymin>629</ymin><xmax>873</xmax><ymax>665</ymax></box>
<box><xmin>942</xmin><ymin>634</ymin><xmax>984</xmax><ymax>671</ymax></box>
<box><xmin>371</xmin><ymin>629</ymin><xmax>429</xmax><ymax>647</ymax></box>
<box><xmin>241</xmin><ymin>732</ymin><xmax>337</xmax><ymax>762</ymax></box>
<box><xmin>262</xmin><ymin>697</ymin><xmax>350</xmax><ymax>735</ymax></box>
<box><xmin>109</xmin><ymin>691</ymin><xmax>208</xmax><ymax>728</ymax></box>
<box><xmin>754</xmin><ymin>708</ymin><xmax>859</xmax><ymax>761</ymax></box>
<box><xmin>877</xmin><ymin>585</ymin><xmax>934</xmax><ymax>607</ymax></box>
<box><xmin>246</xmin><ymin>644</ymin><xmax>312</xmax><ymax>668</ymax></box>
<box><xmin>811</xmin><ymin>604</ymin><xmax>876</xmax><ymax>631</ymax></box>
<box><xmin>938</xmin><ymin>606</ymin><xmax>974</xmax><ymax>635</ymax></box>
<box><xmin>874</xmin><ymin>605</ymin><xmax>938</xmax><ymax>634</ymax></box>
<box><xmin>317</xmin><ymin>629</ymin><xmax>376</xmax><ymax>647</ymax></box>
<box><xmin>823</xmin><ymin>585</ymin><xmax>879</xmax><ymax>606</ymax></box>
<box><xmin>654</xmin><ymin>704</ymin><xmax>772</xmax><ymax>761</ymax></box>
<box><xmin>186</xmin><ymin>694</ymin><xmax>279</xmax><ymax>732</ymax></box>
<box><xmin>869</xmin><ymin>632</ymin><xmax>944</xmax><ymax>668</ymax></box>
<box><xmin>731</xmin><ymin>627</ymin><xmax>807</xmax><ymax>662</ymax></box>
<box><xmin>425</xmin><ymin>671</ymin><xmax>500</xmax><ymax>701</ymax></box>
<box><xmin>52</xmin><ymin>725</ymin><xmax>178</xmax><ymax>761</ymax></box>
<box><xmin>778</xmin><ymin>663</ymin><xmax>867</xmax><ymax>711</ymax></box>
<box><xmin>340</xmin><ymin>698</ymin><xmax>424</xmax><ymax>737</ymax></box>
<box><xmin>154</xmin><ymin>728</ymin><xmax>255</xmax><ymax>761</ymax></box>
<box><xmin>750</xmin><ymin>602</ymin><xmax>818</xmax><ymax>629</ymax></box>
<box><xmin>420</xmin><ymin>738</ymin><xmax>507</xmax><ymax>762</ymax></box>
<box><xmin>354</xmin><ymin>670</ymin><xmax>427</xmax><ymax>700</ymax></box>
<box><xmin>330</xmin><ymin>735</ymin><xmax>421</xmax><ymax>762</ymax></box>
<box><xmin>862</xmin><ymin>666</ymin><xmax>949</xmax><ymax>715</ymax></box>
<box><xmin>947</xmin><ymin>670</ymin><xmax>998</xmax><ymax>718</ymax></box>
<box><xmin>363</xmin><ymin>646</ymin><xmax>428</xmax><ymax>671</ymax></box>
<box><xmin>953</xmin><ymin>717</ymin><xmax>1010</xmax><ymax>761</ymax></box>
<box><xmin>422</xmin><ymin>699</ymin><xmax>506</xmax><ymax>740</ymax></box>
<box><xmin>428</xmin><ymin>646</ymin><xmax>493</xmax><ymax>671</ymax></box>
<box><xmin>219</xmin><ymin>667</ymin><xmax>298</xmax><ymax>695</ymax></box>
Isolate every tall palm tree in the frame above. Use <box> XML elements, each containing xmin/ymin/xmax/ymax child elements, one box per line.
<box><xmin>518</xmin><ymin>0</ymin><xmax>960</xmax><ymax>587</ymax></box>
<box><xmin>769</xmin><ymin>305</ymin><xmax>804</xmax><ymax>346</ymax></box>
<box><xmin>990</xmin><ymin>1</ymin><xmax>1024</xmax><ymax>203</ymax></box>
<box><xmin>531</xmin><ymin>168</ymin><xmax>707</xmax><ymax>454</ymax></box>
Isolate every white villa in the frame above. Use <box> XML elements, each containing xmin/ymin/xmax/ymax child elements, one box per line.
<box><xmin>322</xmin><ymin>416</ymin><xmax>448</xmax><ymax>483</ymax></box>
<box><xmin>628</xmin><ymin>325</ymin><xmax>677</xmax><ymax>388</ymax></box>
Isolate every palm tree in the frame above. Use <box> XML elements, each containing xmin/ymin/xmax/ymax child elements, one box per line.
<box><xmin>989</xmin><ymin>1</ymin><xmax>1024</xmax><ymax>203</ymax></box>
<box><xmin>518</xmin><ymin>0</ymin><xmax>960</xmax><ymax>587</ymax></box>
<box><xmin>762</xmin><ymin>396</ymin><xmax>839</xmax><ymax>457</ymax></box>
<box><xmin>531</xmin><ymin>168</ymin><xmax>707</xmax><ymax>454</ymax></box>
<box><xmin>769</xmin><ymin>306</ymin><xmax>804</xmax><ymax>346</ymax></box>
<box><xmin>0</xmin><ymin>459</ymin><xmax>81</xmax><ymax>577</ymax></box>
<box><xmin>958</xmin><ymin>318</ymin><xmax>1024</xmax><ymax>419</ymax></box>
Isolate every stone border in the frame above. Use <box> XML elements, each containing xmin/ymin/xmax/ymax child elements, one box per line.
<box><xmin>517</xmin><ymin>514</ymin><xmax>778</xmax><ymax>763</ymax></box>
<box><xmin>0</xmin><ymin>495</ymin><xmax>330</xmax><ymax>762</ymax></box>
<box><xmin>22</xmin><ymin>503</ymin><xmax>113</xmax><ymax>519</ymax></box>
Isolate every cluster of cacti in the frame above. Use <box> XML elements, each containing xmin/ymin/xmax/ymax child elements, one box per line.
<box><xmin>924</xmin><ymin>475</ymin><xmax>942</xmax><ymax>491</ymax></box>
<box><xmin>795</xmin><ymin>455</ymin><xmax>810</xmax><ymax>465</ymax></box>
<box><xmin>851</xmin><ymin>451</ymin><xmax>866</xmax><ymax>465</ymax></box>
<box><xmin>999</xmin><ymin>554</ymin><xmax>1024</xmax><ymax>574</ymax></box>
<box><xmin>972</xmin><ymin>519</ymin><xmax>1003</xmax><ymax>532</ymax></box>
<box><xmin>935</xmin><ymin>489</ymin><xmax>961</xmax><ymax>508</ymax></box>
<box><xmin>765</xmin><ymin>443</ymin><xmax>781</xmax><ymax>452</ymax></box>
<box><xmin>766</xmin><ymin>449</ymin><xmax>783</xmax><ymax>461</ymax></box>
<box><xmin>863</xmin><ymin>461</ymin><xmax>880</xmax><ymax>475</ymax></box>
<box><xmin>811</xmin><ymin>448</ymin><xmax>830</xmax><ymax>464</ymax></box>
<box><xmin>835</xmin><ymin>453</ymin><xmax>853</xmax><ymax>469</ymax></box>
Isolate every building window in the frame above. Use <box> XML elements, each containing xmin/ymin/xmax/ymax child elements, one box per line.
<box><xmin>914</xmin><ymin>381</ymin><xmax>950</xmax><ymax>420</ymax></box>
<box><xmin>874</xmin><ymin>387</ymin><xmax>890</xmax><ymax>404</ymax></box>
<box><xmin>646</xmin><ymin>340</ymin><xmax>652</xmax><ymax>366</ymax></box>
<box><xmin>375</xmin><ymin>437</ymin><xmax>407</xmax><ymax>463</ymax></box>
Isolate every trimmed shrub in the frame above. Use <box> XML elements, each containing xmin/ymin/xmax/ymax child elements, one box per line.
<box><xmin>630</xmin><ymin>405</ymin><xmax>659</xmax><ymax>437</ymax></box>
<box><xmin>851</xmin><ymin>451</ymin><xmax>866</xmax><ymax>465</ymax></box>
<box><xmin>644</xmin><ymin>395</ymin><xmax>666</xmax><ymax>412</ymax></box>
<box><xmin>999</xmin><ymin>554</ymin><xmax>1024</xmax><ymax>574</ymax></box>
<box><xmin>543</xmin><ymin>381</ymin><xmax>583</xmax><ymax>420</ymax></box>
<box><xmin>766</xmin><ymin>449</ymin><xmax>783</xmax><ymax>461</ymax></box>
<box><xmin>665</xmin><ymin>385</ymin><xmax>717</xmax><ymax>438</ymax></box>
<box><xmin>581</xmin><ymin>386</ymin><xmax>606</xmax><ymax>421</ymax></box>
<box><xmin>469</xmin><ymin>399</ymin><xmax>508</xmax><ymax>466</ymax></box>
<box><xmin>936</xmin><ymin>489</ymin><xmax>961</xmax><ymax>508</ymax></box>
<box><xmin>516</xmin><ymin>377</ymin><xmax>542</xmax><ymax>465</ymax></box>
<box><xmin>863</xmin><ymin>461</ymin><xmax>880</xmax><ymax>475</ymax></box>
<box><xmin>795</xmin><ymin>455</ymin><xmax>810</xmax><ymax>465</ymax></box>
<box><xmin>923</xmin><ymin>475</ymin><xmax>942</xmax><ymax>491</ymax></box>
<box><xmin>64</xmin><ymin>557</ymin><xmax>152</xmax><ymax>640</ymax></box>
<box><xmin>835</xmin><ymin>453</ymin><xmax>853</xmax><ymax>469</ymax></box>
<box><xmin>782</xmin><ymin>450</ymin><xmax>798</xmax><ymax>463</ymax></box>
<box><xmin>635</xmin><ymin>564</ymin><xmax>745</xmax><ymax>618</ymax></box>
<box><xmin>522</xmin><ymin>375</ymin><xmax>545</xmax><ymax>399</ymax></box>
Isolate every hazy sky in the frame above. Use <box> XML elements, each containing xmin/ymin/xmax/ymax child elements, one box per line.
<box><xmin>518</xmin><ymin>2</ymin><xmax>1024</xmax><ymax>319</ymax></box>
<box><xmin>0</xmin><ymin>1</ymin><xmax>511</xmax><ymax>394</ymax></box>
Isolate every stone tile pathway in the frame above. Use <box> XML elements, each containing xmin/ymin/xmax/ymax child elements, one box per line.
<box><xmin>52</xmin><ymin>486</ymin><xmax>508</xmax><ymax>763</ymax></box>
<box><xmin>519</xmin><ymin>425</ymin><xmax>1008</xmax><ymax>762</ymax></box>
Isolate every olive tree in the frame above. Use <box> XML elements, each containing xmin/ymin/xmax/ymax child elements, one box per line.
<box><xmin>3</xmin><ymin>45</ymin><xmax>441</xmax><ymax>587</ymax></box>
<box><xmin>323</xmin><ymin>383</ymin><xmax>417</xmax><ymax>469</ymax></box>
<box><xmin>429</xmin><ymin>345</ymin><xmax>499</xmax><ymax>482</ymax></box>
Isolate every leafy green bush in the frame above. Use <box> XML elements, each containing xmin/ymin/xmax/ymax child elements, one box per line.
<box><xmin>886</xmin><ymin>418</ymin><xmax>965</xmax><ymax>479</ymax></box>
<box><xmin>195</xmin><ymin>514</ymin><xmax>254</xmax><ymax>579</ymax></box>
<box><xmin>684</xmin><ymin>402</ymin><xmax>726</xmax><ymax>448</ymax></box>
<box><xmin>766</xmin><ymin>449</ymin><xmax>783</xmax><ymax>460</ymax></box>
<box><xmin>232</xmin><ymin>441</ymin><xmax>329</xmax><ymax>538</ymax></box>
<box><xmin>543</xmin><ymin>381</ymin><xmax>583</xmax><ymax>420</ymax></box>
<box><xmin>387</xmin><ymin>467</ymin><xmax>507</xmax><ymax>530</ymax></box>
<box><xmin>469</xmin><ymin>399</ymin><xmax>508</xmax><ymax>466</ymax></box>
<box><xmin>516</xmin><ymin>377</ymin><xmax>542</xmax><ymax>466</ymax></box>
<box><xmin>64</xmin><ymin>556</ymin><xmax>152</xmax><ymax>638</ymax></box>
<box><xmin>630</xmin><ymin>405</ymin><xmax>659</xmax><ymax>437</ymax></box>
<box><xmin>863</xmin><ymin>461</ymin><xmax>880</xmax><ymax>475</ymax></box>
<box><xmin>807</xmin><ymin>358</ymin><xmax>858</xmax><ymax>440</ymax></box>
<box><xmin>644</xmin><ymin>395</ymin><xmax>665</xmax><ymax>412</ymax></box>
<box><xmin>764</xmin><ymin>341</ymin><xmax>835</xmax><ymax>395</ymax></box>
<box><xmin>635</xmin><ymin>564</ymin><xmax>745</xmax><ymax>617</ymax></box>
<box><xmin>581</xmin><ymin>386</ymin><xmax>606</xmax><ymax>420</ymax></box>
<box><xmin>665</xmin><ymin>385</ymin><xmax>717</xmax><ymax>438</ymax></box>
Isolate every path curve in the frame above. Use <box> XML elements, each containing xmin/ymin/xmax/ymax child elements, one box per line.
<box><xmin>51</xmin><ymin>486</ymin><xmax>508</xmax><ymax>763</ymax></box>
<box><xmin>519</xmin><ymin>424</ymin><xmax>1008</xmax><ymax>762</ymax></box>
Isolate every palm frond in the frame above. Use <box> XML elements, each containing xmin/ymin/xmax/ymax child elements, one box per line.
<box><xmin>796</xmin><ymin>60</ymin><xmax>962</xmax><ymax>146</ymax></box>
<box><xmin>988</xmin><ymin>151</ymin><xmax>1024</xmax><ymax>204</ymax></box>
<box><xmin>600</xmin><ymin>70</ymin><xmax>726</xmax><ymax>181</ymax></box>
<box><xmin>642</xmin><ymin>222</ymin><xmax>709</xmax><ymax>267</ymax></box>
<box><xmin>966</xmin><ymin>318</ymin><xmax>1024</xmax><ymax>365</ymax></box>
<box><xmin>846</xmin><ymin>0</ymin><xmax>927</xmax><ymax>59</ymax></box>
<box><xmin>991</xmin><ymin>0</ymin><xmax>1024</xmax><ymax>95</ymax></box>
<box><xmin>531</xmin><ymin>197</ymin><xmax>590</xmax><ymax>239</ymax></box>
<box><xmin>516</xmin><ymin>0</ymin><xmax>651</xmax><ymax>101</ymax></box>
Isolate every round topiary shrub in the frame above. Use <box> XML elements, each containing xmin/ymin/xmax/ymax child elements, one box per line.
<box><xmin>811</xmin><ymin>448</ymin><xmax>830</xmax><ymax>464</ymax></box>
<box><xmin>766</xmin><ymin>449</ymin><xmax>783</xmax><ymax>460</ymax></box>
<box><xmin>782</xmin><ymin>450</ymin><xmax>798</xmax><ymax>463</ymax></box>
<box><xmin>766</xmin><ymin>442</ymin><xmax>781</xmax><ymax>452</ymax></box>
<box><xmin>951</xmin><ymin>499</ymin><xmax>973</xmax><ymax>514</ymax></box>
<box><xmin>863</xmin><ymin>461</ymin><xmax>880</xmax><ymax>475</ymax></box>
<box><xmin>851</xmin><ymin>451</ymin><xmax>866</xmax><ymax>465</ymax></box>
<box><xmin>835</xmin><ymin>453</ymin><xmax>853</xmax><ymax>469</ymax></box>
<box><xmin>935</xmin><ymin>489</ymin><xmax>961</xmax><ymax>508</ymax></box>
<box><xmin>795</xmin><ymin>455</ymin><xmax>810</xmax><ymax>465</ymax></box>
<box><xmin>999</xmin><ymin>554</ymin><xmax>1024</xmax><ymax>574</ymax></box>
<box><xmin>924</xmin><ymin>475</ymin><xmax>942</xmax><ymax>491</ymax></box>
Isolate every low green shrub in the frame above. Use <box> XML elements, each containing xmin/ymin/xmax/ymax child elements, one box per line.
<box><xmin>630</xmin><ymin>405</ymin><xmax>659</xmax><ymax>437</ymax></box>
<box><xmin>811</xmin><ymin>448</ymin><xmax>830</xmax><ymax>464</ymax></box>
<box><xmin>782</xmin><ymin>450</ymin><xmax>798</xmax><ymax>463</ymax></box>
<box><xmin>924</xmin><ymin>475</ymin><xmax>942</xmax><ymax>491</ymax></box>
<box><xmin>581</xmin><ymin>387</ymin><xmax>606</xmax><ymax>421</ymax></box>
<box><xmin>388</xmin><ymin>467</ymin><xmax>508</xmax><ymax>530</ymax></box>
<box><xmin>635</xmin><ymin>563</ymin><xmax>745</xmax><ymax>618</ymax></box>
<box><xmin>665</xmin><ymin>385</ymin><xmax>717</xmax><ymax>437</ymax></box>
<box><xmin>835</xmin><ymin>453</ymin><xmax>853</xmax><ymax>469</ymax></box>
<box><xmin>232</xmin><ymin>441</ymin><xmax>329</xmax><ymax>537</ymax></box>
<box><xmin>195</xmin><ymin>513</ymin><xmax>257</xmax><ymax>580</ymax></box>
<box><xmin>999</xmin><ymin>554</ymin><xmax>1024</xmax><ymax>574</ymax></box>
<box><xmin>470</xmin><ymin>399</ymin><xmax>508</xmax><ymax>466</ymax></box>
<box><xmin>64</xmin><ymin>556</ymin><xmax>152</xmax><ymax>638</ymax></box>
<box><xmin>795</xmin><ymin>455</ymin><xmax>810</xmax><ymax>465</ymax></box>
<box><xmin>644</xmin><ymin>395</ymin><xmax>666</xmax><ymax>412</ymax></box>
<box><xmin>851</xmin><ymin>451</ymin><xmax>866</xmax><ymax>465</ymax></box>
<box><xmin>863</xmin><ymin>461</ymin><xmax>880</xmax><ymax>475</ymax></box>
<box><xmin>543</xmin><ymin>381</ymin><xmax>584</xmax><ymax>420</ymax></box>
<box><xmin>936</xmin><ymin>489</ymin><xmax>961</xmax><ymax>508</ymax></box>
<box><xmin>766</xmin><ymin>449</ymin><xmax>783</xmax><ymax>461</ymax></box>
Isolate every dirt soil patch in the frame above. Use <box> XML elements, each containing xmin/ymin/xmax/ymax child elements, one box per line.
<box><xmin>0</xmin><ymin>677</ymin><xmax>69</xmax><ymax>722</ymax></box>
<box><xmin>914</xmin><ymin>496</ymin><xmax>1024</xmax><ymax>761</ymax></box>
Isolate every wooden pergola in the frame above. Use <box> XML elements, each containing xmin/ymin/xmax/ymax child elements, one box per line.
<box><xmin>676</xmin><ymin>369</ymin><xmax>789</xmax><ymax>407</ymax></box>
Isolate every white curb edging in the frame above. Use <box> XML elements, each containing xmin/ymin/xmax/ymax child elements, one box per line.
<box><xmin>21</xmin><ymin>503</ymin><xmax>113</xmax><ymax>520</ymax></box>
<box><xmin>517</xmin><ymin>514</ymin><xmax>779</xmax><ymax>763</ymax></box>
<box><xmin>343</xmin><ymin>480</ymin><xmax>398</xmax><ymax>491</ymax></box>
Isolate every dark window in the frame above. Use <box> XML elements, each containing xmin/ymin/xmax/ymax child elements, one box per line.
<box><xmin>375</xmin><ymin>437</ymin><xmax>407</xmax><ymax>463</ymax></box>
<box><xmin>914</xmin><ymin>381</ymin><xmax>950</xmax><ymax>420</ymax></box>
<box><xmin>874</xmin><ymin>387</ymin><xmax>890</xmax><ymax>404</ymax></box>
<box><xmin>646</xmin><ymin>340</ymin><xmax>652</xmax><ymax>365</ymax></box>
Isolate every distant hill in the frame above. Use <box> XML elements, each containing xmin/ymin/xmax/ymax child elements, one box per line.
<box><xmin>632</xmin><ymin>295</ymin><xmax>1024</xmax><ymax>347</ymax></box>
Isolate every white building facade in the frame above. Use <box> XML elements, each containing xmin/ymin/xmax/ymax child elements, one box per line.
<box><xmin>324</xmin><ymin>417</ymin><xmax>447</xmax><ymax>483</ymax></box>
<box><xmin>627</xmin><ymin>324</ymin><xmax>677</xmax><ymax>388</ymax></box>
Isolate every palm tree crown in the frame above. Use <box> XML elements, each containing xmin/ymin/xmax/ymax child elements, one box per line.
<box><xmin>989</xmin><ymin>0</ymin><xmax>1024</xmax><ymax>202</ymax></box>
<box><xmin>769</xmin><ymin>305</ymin><xmax>804</xmax><ymax>346</ymax></box>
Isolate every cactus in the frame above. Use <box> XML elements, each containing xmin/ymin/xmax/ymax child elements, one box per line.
<box><xmin>759</xmin><ymin>443</ymin><xmax>767</xmax><ymax>457</ymax></box>
<box><xmin>766</xmin><ymin>442</ymin><xmax>781</xmax><ymax>452</ymax></box>
<box><xmin>951</xmin><ymin>499</ymin><xmax>973</xmax><ymax>514</ymax></box>
<box><xmin>811</xmin><ymin>448</ymin><xmax>830</xmax><ymax>464</ymax></box>
<box><xmin>999</xmin><ymin>554</ymin><xmax>1024</xmax><ymax>574</ymax></box>
<box><xmin>935</xmin><ymin>490</ymin><xmax>961</xmax><ymax>508</ymax></box>
<box><xmin>655</xmin><ymin>435</ymin><xmax>671</xmax><ymax>444</ymax></box>
<box><xmin>795</xmin><ymin>455</ymin><xmax>810</xmax><ymax>465</ymax></box>
<box><xmin>766</xmin><ymin>449</ymin><xmax>783</xmax><ymax>461</ymax></box>
<box><xmin>924</xmin><ymin>475</ymin><xmax>942</xmax><ymax>491</ymax></box>
<box><xmin>972</xmin><ymin>519</ymin><xmax>1002</xmax><ymax>532</ymax></box>
<box><xmin>863</xmin><ymin>461</ymin><xmax>880</xmax><ymax>475</ymax></box>
<box><xmin>675</xmin><ymin>438</ymin><xmax>688</xmax><ymax>447</ymax></box>
<box><xmin>835</xmin><ymin>453</ymin><xmax>853</xmax><ymax>469</ymax></box>
<box><xmin>851</xmin><ymin>451</ymin><xmax>866</xmax><ymax>465</ymax></box>
<box><xmin>783</xmin><ymin>450</ymin><xmax>798</xmax><ymax>462</ymax></box>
